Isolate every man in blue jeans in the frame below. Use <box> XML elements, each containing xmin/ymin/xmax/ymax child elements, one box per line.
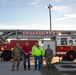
<box><xmin>23</xmin><ymin>42</ymin><xmax>31</xmax><ymax>70</ymax></box>
<box><xmin>32</xmin><ymin>41</ymin><xmax>44</xmax><ymax>70</ymax></box>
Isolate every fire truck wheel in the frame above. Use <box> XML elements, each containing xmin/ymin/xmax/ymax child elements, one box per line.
<box><xmin>2</xmin><ymin>50</ymin><xmax>12</xmax><ymax>61</ymax></box>
<box><xmin>66</xmin><ymin>50</ymin><xmax>76</xmax><ymax>61</ymax></box>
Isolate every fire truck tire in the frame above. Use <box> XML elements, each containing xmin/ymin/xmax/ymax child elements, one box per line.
<box><xmin>66</xmin><ymin>50</ymin><xmax>76</xmax><ymax>61</ymax></box>
<box><xmin>2</xmin><ymin>50</ymin><xmax>12</xmax><ymax>61</ymax></box>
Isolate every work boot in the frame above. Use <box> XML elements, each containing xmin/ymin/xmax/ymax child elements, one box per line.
<box><xmin>16</xmin><ymin>68</ymin><xmax>19</xmax><ymax>71</ymax></box>
<box><xmin>34</xmin><ymin>68</ymin><xmax>37</xmax><ymax>70</ymax></box>
<box><xmin>16</xmin><ymin>63</ymin><xmax>19</xmax><ymax>71</ymax></box>
<box><xmin>11</xmin><ymin>66</ymin><xmax>14</xmax><ymax>71</ymax></box>
<box><xmin>16</xmin><ymin>66</ymin><xmax>19</xmax><ymax>71</ymax></box>
<box><xmin>11</xmin><ymin>69</ymin><xmax>14</xmax><ymax>71</ymax></box>
<box><xmin>24</xmin><ymin>68</ymin><xmax>26</xmax><ymax>71</ymax></box>
<box><xmin>38</xmin><ymin>68</ymin><xmax>41</xmax><ymax>70</ymax></box>
<box><xmin>28</xmin><ymin>68</ymin><xmax>30</xmax><ymax>70</ymax></box>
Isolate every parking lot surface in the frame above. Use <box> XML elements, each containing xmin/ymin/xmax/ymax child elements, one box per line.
<box><xmin>0</xmin><ymin>60</ymin><xmax>42</xmax><ymax>75</ymax></box>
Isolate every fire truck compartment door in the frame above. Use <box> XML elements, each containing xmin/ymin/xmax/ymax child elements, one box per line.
<box><xmin>43</xmin><ymin>40</ymin><xmax>56</xmax><ymax>55</ymax></box>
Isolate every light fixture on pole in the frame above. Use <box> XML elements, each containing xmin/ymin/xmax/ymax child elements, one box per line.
<box><xmin>48</xmin><ymin>4</ymin><xmax>52</xmax><ymax>30</ymax></box>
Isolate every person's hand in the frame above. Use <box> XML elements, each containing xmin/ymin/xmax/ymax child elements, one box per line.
<box><xmin>53</xmin><ymin>55</ymin><xmax>56</xmax><ymax>57</ymax></box>
<box><xmin>26</xmin><ymin>52</ymin><xmax>29</xmax><ymax>55</ymax></box>
<box><xmin>25</xmin><ymin>53</ymin><xmax>28</xmax><ymax>55</ymax></box>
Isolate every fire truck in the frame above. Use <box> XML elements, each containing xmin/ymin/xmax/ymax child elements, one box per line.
<box><xmin>0</xmin><ymin>30</ymin><xmax>76</xmax><ymax>61</ymax></box>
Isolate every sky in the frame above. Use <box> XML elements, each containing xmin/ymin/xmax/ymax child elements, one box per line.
<box><xmin>0</xmin><ymin>0</ymin><xmax>76</xmax><ymax>30</ymax></box>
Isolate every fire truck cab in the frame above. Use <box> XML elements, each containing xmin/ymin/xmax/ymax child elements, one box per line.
<box><xmin>56</xmin><ymin>34</ymin><xmax>76</xmax><ymax>61</ymax></box>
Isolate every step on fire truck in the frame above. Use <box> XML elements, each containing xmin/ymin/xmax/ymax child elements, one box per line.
<box><xmin>0</xmin><ymin>30</ymin><xmax>76</xmax><ymax>61</ymax></box>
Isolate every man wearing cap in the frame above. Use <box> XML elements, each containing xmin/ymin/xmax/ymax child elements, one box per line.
<box><xmin>11</xmin><ymin>42</ymin><xmax>23</xmax><ymax>71</ymax></box>
<box><xmin>44</xmin><ymin>45</ymin><xmax>53</xmax><ymax>70</ymax></box>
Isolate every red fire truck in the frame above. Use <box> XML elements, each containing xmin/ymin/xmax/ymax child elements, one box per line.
<box><xmin>0</xmin><ymin>30</ymin><xmax>76</xmax><ymax>61</ymax></box>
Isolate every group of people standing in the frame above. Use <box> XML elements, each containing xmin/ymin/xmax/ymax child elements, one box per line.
<box><xmin>11</xmin><ymin>41</ymin><xmax>53</xmax><ymax>71</ymax></box>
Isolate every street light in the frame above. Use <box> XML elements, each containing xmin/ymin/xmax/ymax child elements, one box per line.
<box><xmin>48</xmin><ymin>4</ymin><xmax>52</xmax><ymax>30</ymax></box>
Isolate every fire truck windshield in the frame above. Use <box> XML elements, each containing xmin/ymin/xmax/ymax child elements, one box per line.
<box><xmin>61</xmin><ymin>38</ymin><xmax>67</xmax><ymax>45</ymax></box>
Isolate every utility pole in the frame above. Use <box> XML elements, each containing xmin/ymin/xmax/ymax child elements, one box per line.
<box><xmin>48</xmin><ymin>4</ymin><xmax>52</xmax><ymax>30</ymax></box>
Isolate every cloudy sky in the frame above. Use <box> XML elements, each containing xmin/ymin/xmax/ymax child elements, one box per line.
<box><xmin>0</xmin><ymin>0</ymin><xmax>76</xmax><ymax>30</ymax></box>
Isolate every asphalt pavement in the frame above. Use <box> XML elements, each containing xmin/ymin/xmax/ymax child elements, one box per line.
<box><xmin>0</xmin><ymin>58</ymin><xmax>76</xmax><ymax>75</ymax></box>
<box><xmin>0</xmin><ymin>60</ymin><xmax>42</xmax><ymax>75</ymax></box>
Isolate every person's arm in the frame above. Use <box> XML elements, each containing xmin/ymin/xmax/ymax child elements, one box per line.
<box><xmin>23</xmin><ymin>47</ymin><xmax>28</xmax><ymax>55</ymax></box>
<box><xmin>23</xmin><ymin>50</ymin><xmax>26</xmax><ymax>54</ymax></box>
<box><xmin>27</xmin><ymin>50</ymin><xmax>31</xmax><ymax>54</ymax></box>
<box><xmin>20</xmin><ymin>47</ymin><xmax>24</xmax><ymax>57</ymax></box>
<box><xmin>41</xmin><ymin>46</ymin><xmax>44</xmax><ymax>56</ymax></box>
<box><xmin>27</xmin><ymin>47</ymin><xmax>31</xmax><ymax>54</ymax></box>
<box><xmin>44</xmin><ymin>50</ymin><xmax>46</xmax><ymax>57</ymax></box>
<box><xmin>50</xmin><ymin>49</ymin><xmax>54</xmax><ymax>58</ymax></box>
<box><xmin>32</xmin><ymin>46</ymin><xmax>35</xmax><ymax>56</ymax></box>
<box><xmin>12</xmin><ymin>47</ymin><xmax>15</xmax><ymax>57</ymax></box>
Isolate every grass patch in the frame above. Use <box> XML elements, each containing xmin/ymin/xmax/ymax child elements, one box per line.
<box><xmin>40</xmin><ymin>64</ymin><xmax>76</xmax><ymax>75</ymax></box>
<box><xmin>40</xmin><ymin>65</ymin><xmax>61</xmax><ymax>75</ymax></box>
